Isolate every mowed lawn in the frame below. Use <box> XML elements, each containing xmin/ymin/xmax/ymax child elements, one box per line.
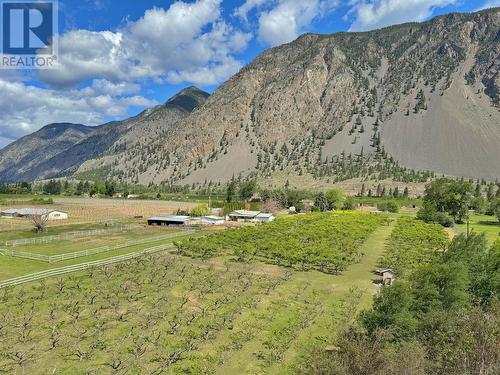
<box><xmin>0</xmin><ymin>230</ymin><xmax>198</xmax><ymax>280</ymax></box>
<box><xmin>457</xmin><ymin>214</ymin><xmax>499</xmax><ymax>244</ymax></box>
<box><xmin>0</xmin><ymin>221</ymin><xmax>132</xmax><ymax>243</ymax></box>
<box><xmin>6</xmin><ymin>227</ymin><xmax>179</xmax><ymax>256</ymax></box>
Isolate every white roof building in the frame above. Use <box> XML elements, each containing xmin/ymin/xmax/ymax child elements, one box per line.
<box><xmin>1</xmin><ymin>208</ymin><xmax>68</xmax><ymax>220</ymax></box>
<box><xmin>228</xmin><ymin>210</ymin><xmax>275</xmax><ymax>223</ymax></box>
<box><xmin>201</xmin><ymin>216</ymin><xmax>225</xmax><ymax>225</ymax></box>
<box><xmin>255</xmin><ymin>213</ymin><xmax>276</xmax><ymax>223</ymax></box>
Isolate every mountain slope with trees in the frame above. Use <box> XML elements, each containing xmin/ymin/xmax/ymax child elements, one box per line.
<box><xmin>1</xmin><ymin>8</ymin><xmax>498</xmax><ymax>185</ymax></box>
<box><xmin>0</xmin><ymin>87</ymin><xmax>209</xmax><ymax>183</ymax></box>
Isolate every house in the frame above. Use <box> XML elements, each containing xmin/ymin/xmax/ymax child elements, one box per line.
<box><xmin>228</xmin><ymin>210</ymin><xmax>275</xmax><ymax>223</ymax></box>
<box><xmin>113</xmin><ymin>193</ymin><xmax>123</xmax><ymax>198</ymax></box>
<box><xmin>147</xmin><ymin>216</ymin><xmax>192</xmax><ymax>226</ymax></box>
<box><xmin>228</xmin><ymin>210</ymin><xmax>260</xmax><ymax>222</ymax></box>
<box><xmin>1</xmin><ymin>208</ymin><xmax>68</xmax><ymax>220</ymax></box>
<box><xmin>201</xmin><ymin>216</ymin><xmax>225</xmax><ymax>226</ymax></box>
<box><xmin>377</xmin><ymin>269</ymin><xmax>397</xmax><ymax>286</ymax></box>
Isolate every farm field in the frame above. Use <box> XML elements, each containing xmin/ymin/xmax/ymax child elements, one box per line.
<box><xmin>177</xmin><ymin>211</ymin><xmax>390</xmax><ymax>273</ymax></box>
<box><xmin>381</xmin><ymin>217</ymin><xmax>449</xmax><ymax>275</ymax></box>
<box><xmin>0</xmin><ymin>196</ymin><xmax>198</xmax><ymax>225</ymax></box>
<box><xmin>0</xmin><ymin>221</ymin><xmax>133</xmax><ymax>243</ymax></box>
<box><xmin>4</xmin><ymin>226</ymin><xmax>179</xmax><ymax>256</ymax></box>
<box><xmin>0</xmin><ymin>229</ymin><xmax>196</xmax><ymax>280</ymax></box>
<box><xmin>0</xmin><ymin>214</ymin><xmax>396</xmax><ymax>374</ymax></box>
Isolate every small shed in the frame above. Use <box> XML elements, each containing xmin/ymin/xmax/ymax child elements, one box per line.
<box><xmin>147</xmin><ymin>215</ymin><xmax>191</xmax><ymax>226</ymax></box>
<box><xmin>377</xmin><ymin>268</ymin><xmax>397</xmax><ymax>286</ymax></box>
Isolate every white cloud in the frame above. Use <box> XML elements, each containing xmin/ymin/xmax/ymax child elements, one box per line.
<box><xmin>39</xmin><ymin>0</ymin><xmax>251</xmax><ymax>88</ymax></box>
<box><xmin>0</xmin><ymin>78</ymin><xmax>157</xmax><ymax>143</ymax></box>
<box><xmin>348</xmin><ymin>0</ymin><xmax>458</xmax><ymax>31</ymax></box>
<box><xmin>236</xmin><ymin>0</ymin><xmax>339</xmax><ymax>46</ymax></box>
<box><xmin>0</xmin><ymin>0</ymin><xmax>250</xmax><ymax>146</ymax></box>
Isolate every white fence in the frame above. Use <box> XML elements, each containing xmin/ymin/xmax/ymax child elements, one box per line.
<box><xmin>0</xmin><ymin>230</ymin><xmax>193</xmax><ymax>263</ymax></box>
<box><xmin>0</xmin><ymin>243</ymin><xmax>176</xmax><ymax>288</ymax></box>
<box><xmin>4</xmin><ymin>226</ymin><xmax>130</xmax><ymax>247</ymax></box>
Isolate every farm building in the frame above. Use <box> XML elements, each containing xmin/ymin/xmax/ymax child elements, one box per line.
<box><xmin>147</xmin><ymin>215</ymin><xmax>192</xmax><ymax>226</ymax></box>
<box><xmin>228</xmin><ymin>210</ymin><xmax>275</xmax><ymax>223</ymax></box>
<box><xmin>0</xmin><ymin>208</ymin><xmax>68</xmax><ymax>220</ymax></box>
<box><xmin>201</xmin><ymin>216</ymin><xmax>225</xmax><ymax>225</ymax></box>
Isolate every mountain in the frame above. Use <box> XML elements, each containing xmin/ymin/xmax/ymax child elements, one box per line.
<box><xmin>0</xmin><ymin>123</ymin><xmax>93</xmax><ymax>183</ymax></box>
<box><xmin>1</xmin><ymin>9</ymin><xmax>499</xmax><ymax>186</ymax></box>
<box><xmin>0</xmin><ymin>87</ymin><xmax>210</xmax><ymax>183</ymax></box>
<box><xmin>76</xmin><ymin>8</ymin><xmax>500</xmax><ymax>186</ymax></box>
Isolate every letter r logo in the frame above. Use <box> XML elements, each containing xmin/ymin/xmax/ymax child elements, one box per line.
<box><xmin>1</xmin><ymin>1</ymin><xmax>55</xmax><ymax>55</ymax></box>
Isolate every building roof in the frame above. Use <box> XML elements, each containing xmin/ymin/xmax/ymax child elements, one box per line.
<box><xmin>148</xmin><ymin>215</ymin><xmax>191</xmax><ymax>222</ymax></box>
<box><xmin>229</xmin><ymin>210</ymin><xmax>261</xmax><ymax>218</ymax></box>
<box><xmin>202</xmin><ymin>216</ymin><xmax>224</xmax><ymax>221</ymax></box>
<box><xmin>256</xmin><ymin>213</ymin><xmax>275</xmax><ymax>219</ymax></box>
<box><xmin>377</xmin><ymin>268</ymin><xmax>396</xmax><ymax>275</ymax></box>
<box><xmin>1</xmin><ymin>208</ymin><xmax>66</xmax><ymax>216</ymax></box>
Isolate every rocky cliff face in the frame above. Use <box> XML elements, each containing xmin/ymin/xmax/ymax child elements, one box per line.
<box><xmin>78</xmin><ymin>8</ymin><xmax>499</xmax><ymax>186</ymax></box>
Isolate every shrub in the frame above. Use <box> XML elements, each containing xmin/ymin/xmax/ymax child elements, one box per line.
<box><xmin>417</xmin><ymin>202</ymin><xmax>454</xmax><ymax>227</ymax></box>
<box><xmin>190</xmin><ymin>204</ymin><xmax>210</xmax><ymax>217</ymax></box>
<box><xmin>377</xmin><ymin>201</ymin><xmax>400</xmax><ymax>213</ymax></box>
<box><xmin>343</xmin><ymin>198</ymin><xmax>356</xmax><ymax>210</ymax></box>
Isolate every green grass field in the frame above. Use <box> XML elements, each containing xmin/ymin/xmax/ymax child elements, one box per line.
<box><xmin>7</xmin><ymin>227</ymin><xmax>178</xmax><ymax>256</ymax></box>
<box><xmin>0</xmin><ymin>221</ymin><xmax>133</xmax><ymax>243</ymax></box>
<box><xmin>0</xmin><ymin>228</ymin><xmax>196</xmax><ymax>280</ymax></box>
<box><xmin>457</xmin><ymin>214</ymin><xmax>499</xmax><ymax>244</ymax></box>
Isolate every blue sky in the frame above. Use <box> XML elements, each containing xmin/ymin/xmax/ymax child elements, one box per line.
<box><xmin>0</xmin><ymin>0</ymin><xmax>498</xmax><ymax>148</ymax></box>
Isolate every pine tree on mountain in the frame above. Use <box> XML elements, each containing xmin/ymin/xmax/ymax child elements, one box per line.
<box><xmin>393</xmin><ymin>186</ymin><xmax>399</xmax><ymax>198</ymax></box>
<box><xmin>403</xmin><ymin>187</ymin><xmax>409</xmax><ymax>198</ymax></box>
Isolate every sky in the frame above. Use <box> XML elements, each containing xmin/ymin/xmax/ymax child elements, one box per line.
<box><xmin>0</xmin><ymin>0</ymin><xmax>498</xmax><ymax>149</ymax></box>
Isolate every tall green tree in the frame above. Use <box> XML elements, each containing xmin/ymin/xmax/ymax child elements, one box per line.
<box><xmin>226</xmin><ymin>177</ymin><xmax>237</xmax><ymax>203</ymax></box>
<box><xmin>325</xmin><ymin>189</ymin><xmax>345</xmax><ymax>210</ymax></box>
<box><xmin>239</xmin><ymin>180</ymin><xmax>257</xmax><ymax>201</ymax></box>
<box><xmin>420</xmin><ymin>178</ymin><xmax>473</xmax><ymax>224</ymax></box>
<box><xmin>314</xmin><ymin>192</ymin><xmax>330</xmax><ymax>212</ymax></box>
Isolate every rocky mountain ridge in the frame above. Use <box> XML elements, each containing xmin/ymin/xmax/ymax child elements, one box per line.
<box><xmin>0</xmin><ymin>87</ymin><xmax>209</xmax><ymax>183</ymax></box>
<box><xmin>1</xmin><ymin>8</ymin><xmax>499</xmax><ymax>185</ymax></box>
